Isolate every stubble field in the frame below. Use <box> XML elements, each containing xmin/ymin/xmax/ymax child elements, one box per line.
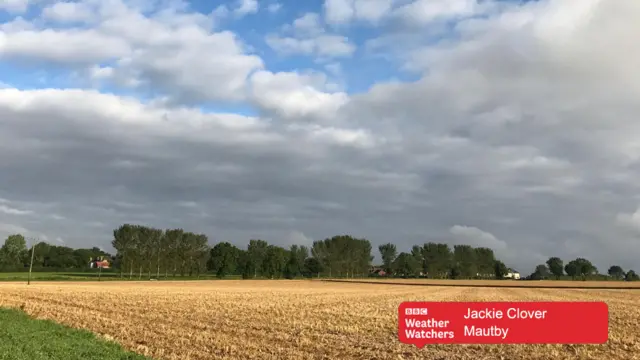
<box><xmin>327</xmin><ymin>278</ymin><xmax>640</xmax><ymax>289</ymax></box>
<box><xmin>0</xmin><ymin>280</ymin><xmax>639</xmax><ymax>360</ymax></box>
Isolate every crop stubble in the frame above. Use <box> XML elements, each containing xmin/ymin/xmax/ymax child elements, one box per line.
<box><xmin>0</xmin><ymin>280</ymin><xmax>639</xmax><ymax>360</ymax></box>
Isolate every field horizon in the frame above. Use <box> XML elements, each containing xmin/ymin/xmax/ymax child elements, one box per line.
<box><xmin>323</xmin><ymin>278</ymin><xmax>640</xmax><ymax>289</ymax></box>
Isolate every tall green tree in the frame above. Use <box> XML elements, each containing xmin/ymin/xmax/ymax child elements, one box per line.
<box><xmin>494</xmin><ymin>260</ymin><xmax>508</xmax><ymax>279</ymax></box>
<box><xmin>311</xmin><ymin>235</ymin><xmax>372</xmax><ymax>278</ymax></box>
<box><xmin>378</xmin><ymin>243</ymin><xmax>397</xmax><ymax>274</ymax></box>
<box><xmin>625</xmin><ymin>270</ymin><xmax>639</xmax><ymax>281</ymax></box>
<box><xmin>112</xmin><ymin>224</ymin><xmax>137</xmax><ymax>278</ymax></box>
<box><xmin>208</xmin><ymin>242</ymin><xmax>240</xmax><ymax>278</ymax></box>
<box><xmin>453</xmin><ymin>245</ymin><xmax>477</xmax><ymax>278</ymax></box>
<box><xmin>392</xmin><ymin>252</ymin><xmax>420</xmax><ymax>277</ymax></box>
<box><xmin>410</xmin><ymin>245</ymin><xmax>424</xmax><ymax>276</ymax></box>
<box><xmin>164</xmin><ymin>229</ymin><xmax>184</xmax><ymax>277</ymax></box>
<box><xmin>237</xmin><ymin>250</ymin><xmax>252</xmax><ymax>279</ymax></box>
<box><xmin>303</xmin><ymin>257</ymin><xmax>323</xmax><ymax>278</ymax></box>
<box><xmin>474</xmin><ymin>247</ymin><xmax>496</xmax><ymax>278</ymax></box>
<box><xmin>311</xmin><ymin>240</ymin><xmax>330</xmax><ymax>276</ymax></box>
<box><xmin>263</xmin><ymin>245</ymin><xmax>288</xmax><ymax>279</ymax></box>
<box><xmin>285</xmin><ymin>245</ymin><xmax>308</xmax><ymax>279</ymax></box>
<box><xmin>608</xmin><ymin>265</ymin><xmax>625</xmax><ymax>280</ymax></box>
<box><xmin>0</xmin><ymin>234</ymin><xmax>27</xmax><ymax>269</ymax></box>
<box><xmin>568</xmin><ymin>258</ymin><xmax>596</xmax><ymax>280</ymax></box>
<box><xmin>546</xmin><ymin>257</ymin><xmax>564</xmax><ymax>279</ymax></box>
<box><xmin>155</xmin><ymin>230</ymin><xmax>168</xmax><ymax>278</ymax></box>
<box><xmin>192</xmin><ymin>234</ymin><xmax>210</xmax><ymax>278</ymax></box>
<box><xmin>247</xmin><ymin>239</ymin><xmax>269</xmax><ymax>278</ymax></box>
<box><xmin>530</xmin><ymin>264</ymin><xmax>550</xmax><ymax>280</ymax></box>
<box><xmin>421</xmin><ymin>243</ymin><xmax>452</xmax><ymax>278</ymax></box>
<box><xmin>564</xmin><ymin>262</ymin><xmax>578</xmax><ymax>279</ymax></box>
<box><xmin>177</xmin><ymin>231</ymin><xmax>195</xmax><ymax>276</ymax></box>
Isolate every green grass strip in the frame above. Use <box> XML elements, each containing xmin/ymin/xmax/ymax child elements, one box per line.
<box><xmin>0</xmin><ymin>307</ymin><xmax>151</xmax><ymax>360</ymax></box>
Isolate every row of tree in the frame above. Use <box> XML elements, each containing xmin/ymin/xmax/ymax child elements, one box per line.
<box><xmin>529</xmin><ymin>257</ymin><xmax>639</xmax><ymax>281</ymax></box>
<box><xmin>112</xmin><ymin>224</ymin><xmax>209</xmax><ymax>279</ymax></box>
<box><xmin>377</xmin><ymin>242</ymin><xmax>510</xmax><ymax>279</ymax></box>
<box><xmin>112</xmin><ymin>225</ymin><xmax>373</xmax><ymax>279</ymax></box>
<box><xmin>1</xmin><ymin>226</ymin><xmax>638</xmax><ymax>281</ymax></box>
<box><xmin>0</xmin><ymin>234</ymin><xmax>111</xmax><ymax>271</ymax></box>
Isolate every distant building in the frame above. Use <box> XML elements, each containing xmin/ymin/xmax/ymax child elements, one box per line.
<box><xmin>369</xmin><ymin>266</ymin><xmax>387</xmax><ymax>276</ymax></box>
<box><xmin>504</xmin><ymin>268</ymin><xmax>520</xmax><ymax>280</ymax></box>
<box><xmin>89</xmin><ymin>256</ymin><xmax>110</xmax><ymax>269</ymax></box>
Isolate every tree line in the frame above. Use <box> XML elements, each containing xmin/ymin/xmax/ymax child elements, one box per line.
<box><xmin>377</xmin><ymin>242</ymin><xmax>511</xmax><ymax>279</ymax></box>
<box><xmin>0</xmin><ymin>225</ymin><xmax>638</xmax><ymax>281</ymax></box>
<box><xmin>0</xmin><ymin>234</ymin><xmax>111</xmax><ymax>272</ymax></box>
<box><xmin>529</xmin><ymin>257</ymin><xmax>639</xmax><ymax>281</ymax></box>
<box><xmin>110</xmin><ymin>226</ymin><xmax>372</xmax><ymax>280</ymax></box>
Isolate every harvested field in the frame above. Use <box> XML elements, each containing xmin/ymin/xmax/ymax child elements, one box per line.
<box><xmin>1</xmin><ymin>280</ymin><xmax>639</xmax><ymax>360</ymax></box>
<box><xmin>326</xmin><ymin>278</ymin><xmax>640</xmax><ymax>289</ymax></box>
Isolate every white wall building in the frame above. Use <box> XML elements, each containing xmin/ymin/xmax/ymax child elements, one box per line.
<box><xmin>504</xmin><ymin>269</ymin><xmax>521</xmax><ymax>280</ymax></box>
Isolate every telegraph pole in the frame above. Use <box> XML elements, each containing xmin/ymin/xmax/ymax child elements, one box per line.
<box><xmin>27</xmin><ymin>238</ymin><xmax>36</xmax><ymax>285</ymax></box>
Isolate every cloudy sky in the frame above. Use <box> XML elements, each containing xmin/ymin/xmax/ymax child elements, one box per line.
<box><xmin>0</xmin><ymin>0</ymin><xmax>638</xmax><ymax>273</ymax></box>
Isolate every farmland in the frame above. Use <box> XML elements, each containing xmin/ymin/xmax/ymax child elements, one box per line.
<box><xmin>0</xmin><ymin>272</ymin><xmax>242</xmax><ymax>282</ymax></box>
<box><xmin>1</xmin><ymin>280</ymin><xmax>639</xmax><ymax>359</ymax></box>
<box><xmin>327</xmin><ymin>278</ymin><xmax>640</xmax><ymax>289</ymax></box>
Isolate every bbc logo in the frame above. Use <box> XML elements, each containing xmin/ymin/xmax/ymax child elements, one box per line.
<box><xmin>405</xmin><ymin>308</ymin><xmax>428</xmax><ymax>315</ymax></box>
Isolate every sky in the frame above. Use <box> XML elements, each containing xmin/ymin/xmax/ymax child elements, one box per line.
<box><xmin>0</xmin><ymin>0</ymin><xmax>639</xmax><ymax>274</ymax></box>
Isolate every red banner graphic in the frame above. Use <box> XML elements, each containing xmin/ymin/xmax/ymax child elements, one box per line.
<box><xmin>398</xmin><ymin>301</ymin><xmax>608</xmax><ymax>346</ymax></box>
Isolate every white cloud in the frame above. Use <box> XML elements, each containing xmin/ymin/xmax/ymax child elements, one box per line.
<box><xmin>266</xmin><ymin>12</ymin><xmax>355</xmax><ymax>59</ymax></box>
<box><xmin>616</xmin><ymin>208</ymin><xmax>640</xmax><ymax>232</ymax></box>
<box><xmin>249</xmin><ymin>70</ymin><xmax>349</xmax><ymax>120</ymax></box>
<box><xmin>0</xmin><ymin>223</ymin><xmax>29</xmax><ymax>236</ymax></box>
<box><xmin>284</xmin><ymin>230</ymin><xmax>314</xmax><ymax>247</ymax></box>
<box><xmin>41</xmin><ymin>1</ymin><xmax>95</xmax><ymax>23</ymax></box>
<box><xmin>353</xmin><ymin>0</ymin><xmax>393</xmax><ymax>23</ymax></box>
<box><xmin>0</xmin><ymin>16</ymin><xmax>33</xmax><ymax>31</ymax></box>
<box><xmin>0</xmin><ymin>0</ymin><xmax>29</xmax><ymax>14</ymax></box>
<box><xmin>267</xmin><ymin>3</ymin><xmax>282</xmax><ymax>14</ymax></box>
<box><xmin>233</xmin><ymin>0</ymin><xmax>258</xmax><ymax>17</ymax></box>
<box><xmin>293</xmin><ymin>12</ymin><xmax>323</xmax><ymax>36</ymax></box>
<box><xmin>323</xmin><ymin>0</ymin><xmax>393</xmax><ymax>25</ymax></box>
<box><xmin>0</xmin><ymin>0</ymin><xmax>264</xmax><ymax>103</ymax></box>
<box><xmin>0</xmin><ymin>204</ymin><xmax>33</xmax><ymax>215</ymax></box>
<box><xmin>324</xmin><ymin>0</ymin><xmax>354</xmax><ymax>25</ymax></box>
<box><xmin>266</xmin><ymin>34</ymin><xmax>355</xmax><ymax>58</ymax></box>
<box><xmin>393</xmin><ymin>0</ymin><xmax>479</xmax><ymax>25</ymax></box>
<box><xmin>450</xmin><ymin>225</ymin><xmax>507</xmax><ymax>251</ymax></box>
<box><xmin>88</xmin><ymin>65</ymin><xmax>114</xmax><ymax>81</ymax></box>
<box><xmin>0</xmin><ymin>29</ymin><xmax>131</xmax><ymax>63</ymax></box>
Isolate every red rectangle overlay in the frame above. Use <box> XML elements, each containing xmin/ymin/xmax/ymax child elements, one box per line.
<box><xmin>398</xmin><ymin>301</ymin><xmax>608</xmax><ymax>346</ymax></box>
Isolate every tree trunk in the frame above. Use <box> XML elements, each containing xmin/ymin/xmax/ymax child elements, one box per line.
<box><xmin>120</xmin><ymin>254</ymin><xmax>124</xmax><ymax>278</ymax></box>
<box><xmin>129</xmin><ymin>260</ymin><xmax>133</xmax><ymax>280</ymax></box>
<box><xmin>156</xmin><ymin>252</ymin><xmax>161</xmax><ymax>279</ymax></box>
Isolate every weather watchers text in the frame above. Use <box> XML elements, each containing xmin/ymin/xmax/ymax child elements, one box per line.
<box><xmin>398</xmin><ymin>302</ymin><xmax>608</xmax><ymax>346</ymax></box>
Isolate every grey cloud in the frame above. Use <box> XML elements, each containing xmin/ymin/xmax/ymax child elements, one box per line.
<box><xmin>1</xmin><ymin>0</ymin><xmax>640</xmax><ymax>275</ymax></box>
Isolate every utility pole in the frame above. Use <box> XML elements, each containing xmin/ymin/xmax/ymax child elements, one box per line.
<box><xmin>27</xmin><ymin>238</ymin><xmax>36</xmax><ymax>285</ymax></box>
